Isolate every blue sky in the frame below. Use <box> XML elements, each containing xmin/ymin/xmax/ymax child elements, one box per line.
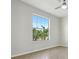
<box><xmin>32</xmin><ymin>15</ymin><xmax>48</xmax><ymax>29</ymax></box>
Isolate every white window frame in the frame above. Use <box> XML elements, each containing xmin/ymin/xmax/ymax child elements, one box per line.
<box><xmin>32</xmin><ymin>13</ymin><xmax>50</xmax><ymax>40</ymax></box>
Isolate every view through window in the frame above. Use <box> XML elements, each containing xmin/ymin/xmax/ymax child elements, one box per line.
<box><xmin>32</xmin><ymin>14</ymin><xmax>49</xmax><ymax>41</ymax></box>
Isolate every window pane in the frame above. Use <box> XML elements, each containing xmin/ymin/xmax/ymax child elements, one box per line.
<box><xmin>32</xmin><ymin>15</ymin><xmax>49</xmax><ymax>41</ymax></box>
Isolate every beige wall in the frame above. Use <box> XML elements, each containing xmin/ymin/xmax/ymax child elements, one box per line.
<box><xmin>12</xmin><ymin>0</ymin><xmax>61</xmax><ymax>57</ymax></box>
<box><xmin>60</xmin><ymin>17</ymin><xmax>68</xmax><ymax>47</ymax></box>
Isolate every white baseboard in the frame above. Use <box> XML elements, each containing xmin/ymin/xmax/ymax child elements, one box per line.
<box><xmin>11</xmin><ymin>45</ymin><xmax>59</xmax><ymax>58</ymax></box>
<box><xmin>59</xmin><ymin>44</ymin><xmax>68</xmax><ymax>47</ymax></box>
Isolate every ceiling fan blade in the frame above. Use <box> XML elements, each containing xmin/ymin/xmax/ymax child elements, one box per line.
<box><xmin>55</xmin><ymin>0</ymin><xmax>67</xmax><ymax>10</ymax></box>
<box><xmin>64</xmin><ymin>0</ymin><xmax>66</xmax><ymax>1</ymax></box>
<box><xmin>55</xmin><ymin>6</ymin><xmax>61</xmax><ymax>9</ymax></box>
<box><xmin>63</xmin><ymin>0</ymin><xmax>66</xmax><ymax>2</ymax></box>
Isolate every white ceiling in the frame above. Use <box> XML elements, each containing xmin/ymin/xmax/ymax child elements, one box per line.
<box><xmin>21</xmin><ymin>0</ymin><xmax>68</xmax><ymax>18</ymax></box>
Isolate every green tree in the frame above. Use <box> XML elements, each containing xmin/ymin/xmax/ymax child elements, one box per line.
<box><xmin>41</xmin><ymin>25</ymin><xmax>48</xmax><ymax>40</ymax></box>
<box><xmin>33</xmin><ymin>26</ymin><xmax>48</xmax><ymax>40</ymax></box>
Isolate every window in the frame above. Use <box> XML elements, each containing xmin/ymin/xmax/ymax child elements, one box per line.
<box><xmin>32</xmin><ymin>14</ymin><xmax>49</xmax><ymax>41</ymax></box>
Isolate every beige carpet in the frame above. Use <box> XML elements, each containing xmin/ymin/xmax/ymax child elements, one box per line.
<box><xmin>12</xmin><ymin>46</ymin><xmax>68</xmax><ymax>59</ymax></box>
